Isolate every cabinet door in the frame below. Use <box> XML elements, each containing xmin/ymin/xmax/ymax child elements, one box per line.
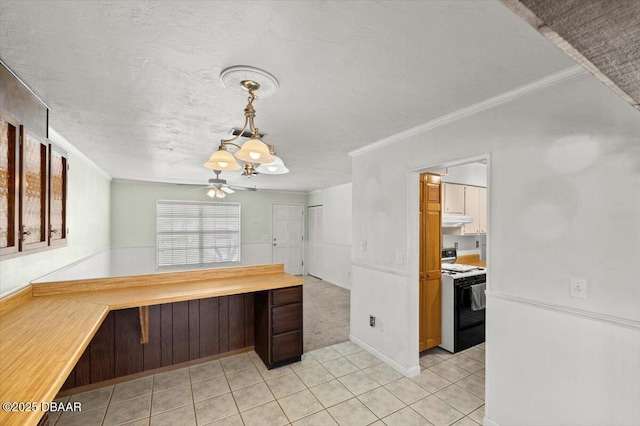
<box><xmin>479</xmin><ymin>187</ymin><xmax>487</xmax><ymax>234</ymax></box>
<box><xmin>443</xmin><ymin>183</ymin><xmax>464</xmax><ymax>214</ymax></box>
<box><xmin>463</xmin><ymin>186</ymin><xmax>480</xmax><ymax>235</ymax></box>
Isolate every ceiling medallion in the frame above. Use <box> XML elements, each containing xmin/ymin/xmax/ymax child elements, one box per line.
<box><xmin>204</xmin><ymin>66</ymin><xmax>288</xmax><ymax>176</ymax></box>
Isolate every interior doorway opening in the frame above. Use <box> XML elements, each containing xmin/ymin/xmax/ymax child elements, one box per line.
<box><xmin>418</xmin><ymin>157</ymin><xmax>489</xmax><ymax>355</ymax></box>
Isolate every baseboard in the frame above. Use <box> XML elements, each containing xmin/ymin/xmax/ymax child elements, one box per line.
<box><xmin>324</xmin><ymin>279</ymin><xmax>350</xmax><ymax>290</ymax></box>
<box><xmin>349</xmin><ymin>334</ymin><xmax>421</xmax><ymax>377</ymax></box>
<box><xmin>484</xmin><ymin>416</ymin><xmax>499</xmax><ymax>426</ymax></box>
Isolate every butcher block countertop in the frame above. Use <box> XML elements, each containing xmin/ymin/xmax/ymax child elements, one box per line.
<box><xmin>456</xmin><ymin>254</ymin><xmax>487</xmax><ymax>268</ymax></box>
<box><xmin>0</xmin><ymin>264</ymin><xmax>303</xmax><ymax>426</ymax></box>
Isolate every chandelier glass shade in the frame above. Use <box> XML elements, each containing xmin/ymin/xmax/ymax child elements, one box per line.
<box><xmin>204</xmin><ymin>146</ymin><xmax>241</xmax><ymax>171</ymax></box>
<box><xmin>256</xmin><ymin>154</ymin><xmax>289</xmax><ymax>174</ymax></box>
<box><xmin>234</xmin><ymin>136</ymin><xmax>273</xmax><ymax>163</ymax></box>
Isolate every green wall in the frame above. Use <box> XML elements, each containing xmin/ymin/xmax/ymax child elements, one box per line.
<box><xmin>111</xmin><ymin>181</ymin><xmax>307</xmax><ymax>247</ymax></box>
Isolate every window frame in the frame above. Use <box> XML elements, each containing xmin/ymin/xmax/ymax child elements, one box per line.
<box><xmin>156</xmin><ymin>200</ymin><xmax>242</xmax><ymax>269</ymax></box>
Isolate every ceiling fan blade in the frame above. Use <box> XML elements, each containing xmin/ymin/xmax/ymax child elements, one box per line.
<box><xmin>221</xmin><ymin>186</ymin><xmax>235</xmax><ymax>194</ymax></box>
<box><xmin>188</xmin><ymin>186</ymin><xmax>214</xmax><ymax>191</ymax></box>
<box><xmin>231</xmin><ymin>186</ymin><xmax>257</xmax><ymax>192</ymax></box>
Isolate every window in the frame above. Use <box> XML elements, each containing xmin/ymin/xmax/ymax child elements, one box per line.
<box><xmin>156</xmin><ymin>200</ymin><xmax>241</xmax><ymax>268</ymax></box>
<box><xmin>0</xmin><ymin>119</ymin><xmax>68</xmax><ymax>256</ymax></box>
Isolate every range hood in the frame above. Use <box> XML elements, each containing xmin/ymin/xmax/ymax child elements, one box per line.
<box><xmin>442</xmin><ymin>214</ymin><xmax>474</xmax><ymax>228</ymax></box>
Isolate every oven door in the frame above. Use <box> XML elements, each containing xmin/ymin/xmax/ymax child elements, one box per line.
<box><xmin>454</xmin><ymin>278</ymin><xmax>486</xmax><ymax>352</ymax></box>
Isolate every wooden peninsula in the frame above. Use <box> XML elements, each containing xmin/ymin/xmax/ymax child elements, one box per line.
<box><xmin>0</xmin><ymin>264</ymin><xmax>303</xmax><ymax>426</ymax></box>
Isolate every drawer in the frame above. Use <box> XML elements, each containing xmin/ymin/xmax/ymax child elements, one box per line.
<box><xmin>272</xmin><ymin>330</ymin><xmax>302</xmax><ymax>363</ymax></box>
<box><xmin>272</xmin><ymin>303</ymin><xmax>302</xmax><ymax>335</ymax></box>
<box><xmin>272</xmin><ymin>286</ymin><xmax>302</xmax><ymax>306</ymax></box>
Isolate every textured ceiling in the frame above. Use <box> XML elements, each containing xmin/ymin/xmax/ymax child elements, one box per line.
<box><xmin>0</xmin><ymin>0</ymin><xmax>576</xmax><ymax>192</ymax></box>
<box><xmin>504</xmin><ymin>0</ymin><xmax>640</xmax><ymax>110</ymax></box>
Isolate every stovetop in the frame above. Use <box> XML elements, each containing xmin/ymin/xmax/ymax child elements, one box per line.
<box><xmin>442</xmin><ymin>263</ymin><xmax>486</xmax><ymax>277</ymax></box>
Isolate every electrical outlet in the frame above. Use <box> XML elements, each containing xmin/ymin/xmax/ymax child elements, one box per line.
<box><xmin>397</xmin><ymin>253</ymin><xmax>404</xmax><ymax>265</ymax></box>
<box><xmin>361</xmin><ymin>241</ymin><xmax>367</xmax><ymax>252</ymax></box>
<box><xmin>570</xmin><ymin>278</ymin><xmax>587</xmax><ymax>299</ymax></box>
<box><xmin>476</xmin><ymin>240</ymin><xmax>479</xmax><ymax>248</ymax></box>
<box><xmin>378</xmin><ymin>320</ymin><xmax>385</xmax><ymax>333</ymax></box>
<box><xmin>369</xmin><ymin>315</ymin><xmax>375</xmax><ymax>327</ymax></box>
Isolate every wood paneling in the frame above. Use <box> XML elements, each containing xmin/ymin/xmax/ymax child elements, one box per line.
<box><xmin>60</xmin><ymin>295</ymin><xmax>256</xmax><ymax>392</ymax></box>
<box><xmin>91</xmin><ymin>313</ymin><xmax>115</xmax><ymax>383</ymax></box>
<box><xmin>172</xmin><ymin>301</ymin><xmax>189</xmax><ymax>364</ymax></box>
<box><xmin>114</xmin><ymin>308</ymin><xmax>143</xmax><ymax>377</ymax></box>
<box><xmin>189</xmin><ymin>300</ymin><xmax>200</xmax><ymax>360</ymax></box>
<box><xmin>199</xmin><ymin>298</ymin><xmax>218</xmax><ymax>357</ymax></box>
<box><xmin>229</xmin><ymin>295</ymin><xmax>245</xmax><ymax>350</ymax></box>
<box><xmin>143</xmin><ymin>305</ymin><xmax>162</xmax><ymax>371</ymax></box>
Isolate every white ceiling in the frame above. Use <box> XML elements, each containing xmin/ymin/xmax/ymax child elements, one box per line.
<box><xmin>0</xmin><ymin>0</ymin><xmax>575</xmax><ymax>192</ymax></box>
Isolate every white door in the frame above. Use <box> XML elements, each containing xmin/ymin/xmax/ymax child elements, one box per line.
<box><xmin>272</xmin><ymin>203</ymin><xmax>304</xmax><ymax>275</ymax></box>
<box><xmin>307</xmin><ymin>206</ymin><xmax>323</xmax><ymax>279</ymax></box>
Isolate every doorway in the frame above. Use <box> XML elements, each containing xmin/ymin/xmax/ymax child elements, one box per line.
<box><xmin>417</xmin><ymin>157</ymin><xmax>489</xmax><ymax>354</ymax></box>
<box><xmin>272</xmin><ymin>203</ymin><xmax>304</xmax><ymax>275</ymax></box>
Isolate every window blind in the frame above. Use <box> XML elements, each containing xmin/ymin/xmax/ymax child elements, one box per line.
<box><xmin>156</xmin><ymin>200</ymin><xmax>241</xmax><ymax>268</ymax></box>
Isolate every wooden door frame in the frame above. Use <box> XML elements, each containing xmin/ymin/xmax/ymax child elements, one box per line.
<box><xmin>408</xmin><ymin>155</ymin><xmax>490</xmax><ymax>360</ymax></box>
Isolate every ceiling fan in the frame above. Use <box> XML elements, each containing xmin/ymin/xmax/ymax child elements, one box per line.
<box><xmin>193</xmin><ymin>170</ymin><xmax>257</xmax><ymax>198</ymax></box>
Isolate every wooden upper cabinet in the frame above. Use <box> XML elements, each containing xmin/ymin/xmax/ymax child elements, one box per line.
<box><xmin>0</xmin><ymin>117</ymin><xmax>19</xmax><ymax>255</ymax></box>
<box><xmin>443</xmin><ymin>183</ymin><xmax>464</xmax><ymax>214</ymax></box>
<box><xmin>19</xmin><ymin>126</ymin><xmax>49</xmax><ymax>251</ymax></box>
<box><xmin>48</xmin><ymin>144</ymin><xmax>67</xmax><ymax>246</ymax></box>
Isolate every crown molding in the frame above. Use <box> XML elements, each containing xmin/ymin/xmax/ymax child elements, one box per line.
<box><xmin>48</xmin><ymin>128</ymin><xmax>112</xmax><ymax>180</ymax></box>
<box><xmin>349</xmin><ymin>65</ymin><xmax>586</xmax><ymax>157</ymax></box>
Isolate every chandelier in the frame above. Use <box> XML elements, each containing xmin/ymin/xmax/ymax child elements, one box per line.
<box><xmin>204</xmin><ymin>66</ymin><xmax>289</xmax><ymax>175</ymax></box>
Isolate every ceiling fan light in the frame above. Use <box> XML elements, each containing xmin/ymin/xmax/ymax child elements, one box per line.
<box><xmin>205</xmin><ymin>147</ymin><xmax>241</xmax><ymax>171</ymax></box>
<box><xmin>207</xmin><ymin>188</ymin><xmax>216</xmax><ymax>198</ymax></box>
<box><xmin>234</xmin><ymin>137</ymin><xmax>274</xmax><ymax>164</ymax></box>
<box><xmin>216</xmin><ymin>188</ymin><xmax>226</xmax><ymax>198</ymax></box>
<box><xmin>256</xmin><ymin>155</ymin><xmax>289</xmax><ymax>174</ymax></box>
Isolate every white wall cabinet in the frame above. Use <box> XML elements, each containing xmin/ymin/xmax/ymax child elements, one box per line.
<box><xmin>478</xmin><ymin>187</ymin><xmax>487</xmax><ymax>234</ymax></box>
<box><xmin>443</xmin><ymin>183</ymin><xmax>465</xmax><ymax>214</ymax></box>
<box><xmin>442</xmin><ymin>183</ymin><xmax>487</xmax><ymax>235</ymax></box>
<box><xmin>463</xmin><ymin>186</ymin><xmax>480</xmax><ymax>235</ymax></box>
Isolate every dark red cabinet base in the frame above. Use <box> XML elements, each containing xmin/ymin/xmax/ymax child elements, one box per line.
<box><xmin>254</xmin><ymin>286</ymin><xmax>303</xmax><ymax>369</ymax></box>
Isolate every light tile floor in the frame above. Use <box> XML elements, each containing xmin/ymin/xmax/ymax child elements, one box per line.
<box><xmin>50</xmin><ymin>342</ymin><xmax>485</xmax><ymax>426</ymax></box>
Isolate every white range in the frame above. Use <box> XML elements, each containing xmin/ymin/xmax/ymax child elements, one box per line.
<box><xmin>440</xmin><ymin>263</ymin><xmax>487</xmax><ymax>353</ymax></box>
